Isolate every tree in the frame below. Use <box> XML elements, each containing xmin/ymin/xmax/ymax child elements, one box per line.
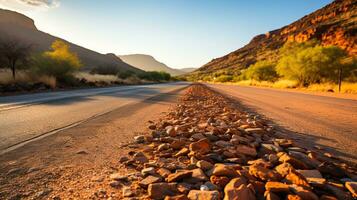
<box><xmin>0</xmin><ymin>38</ymin><xmax>32</xmax><ymax>79</ymax></box>
<box><xmin>276</xmin><ymin>41</ymin><xmax>353</xmax><ymax>86</ymax></box>
<box><xmin>244</xmin><ymin>61</ymin><xmax>278</xmax><ymax>81</ymax></box>
<box><xmin>32</xmin><ymin>40</ymin><xmax>82</xmax><ymax>82</ymax></box>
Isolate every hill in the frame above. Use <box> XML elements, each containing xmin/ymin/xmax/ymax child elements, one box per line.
<box><xmin>189</xmin><ymin>0</ymin><xmax>356</xmax><ymax>79</ymax></box>
<box><xmin>119</xmin><ymin>54</ymin><xmax>187</xmax><ymax>76</ymax></box>
<box><xmin>0</xmin><ymin>9</ymin><xmax>142</xmax><ymax>73</ymax></box>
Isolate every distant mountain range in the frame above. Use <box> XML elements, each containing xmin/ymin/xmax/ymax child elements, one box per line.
<box><xmin>119</xmin><ymin>54</ymin><xmax>196</xmax><ymax>76</ymax></box>
<box><xmin>189</xmin><ymin>0</ymin><xmax>356</xmax><ymax>78</ymax></box>
<box><xmin>0</xmin><ymin>9</ymin><xmax>141</xmax><ymax>73</ymax></box>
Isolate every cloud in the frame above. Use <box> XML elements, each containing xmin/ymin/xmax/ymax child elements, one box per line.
<box><xmin>17</xmin><ymin>0</ymin><xmax>60</xmax><ymax>8</ymax></box>
<box><xmin>0</xmin><ymin>0</ymin><xmax>60</xmax><ymax>11</ymax></box>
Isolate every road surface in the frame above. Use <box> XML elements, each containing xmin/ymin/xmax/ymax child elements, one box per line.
<box><xmin>0</xmin><ymin>82</ymin><xmax>189</xmax><ymax>152</ymax></box>
<box><xmin>207</xmin><ymin>84</ymin><xmax>357</xmax><ymax>163</ymax></box>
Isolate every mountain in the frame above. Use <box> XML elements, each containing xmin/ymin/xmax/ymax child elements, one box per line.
<box><xmin>190</xmin><ymin>0</ymin><xmax>356</xmax><ymax>78</ymax></box>
<box><xmin>180</xmin><ymin>68</ymin><xmax>197</xmax><ymax>73</ymax></box>
<box><xmin>0</xmin><ymin>9</ymin><xmax>142</xmax><ymax>73</ymax></box>
<box><xmin>119</xmin><ymin>54</ymin><xmax>187</xmax><ymax>76</ymax></box>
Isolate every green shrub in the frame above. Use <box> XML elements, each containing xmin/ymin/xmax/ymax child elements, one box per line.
<box><xmin>138</xmin><ymin>71</ymin><xmax>171</xmax><ymax>81</ymax></box>
<box><xmin>276</xmin><ymin>41</ymin><xmax>354</xmax><ymax>86</ymax></box>
<box><xmin>215</xmin><ymin>75</ymin><xmax>233</xmax><ymax>82</ymax></box>
<box><xmin>244</xmin><ymin>61</ymin><xmax>278</xmax><ymax>81</ymax></box>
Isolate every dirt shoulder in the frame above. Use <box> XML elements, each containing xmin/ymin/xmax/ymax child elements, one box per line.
<box><xmin>0</xmin><ymin>86</ymin><xmax>186</xmax><ymax>199</ymax></box>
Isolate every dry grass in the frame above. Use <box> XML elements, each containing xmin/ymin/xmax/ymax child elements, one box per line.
<box><xmin>0</xmin><ymin>70</ymin><xmax>56</xmax><ymax>88</ymax></box>
<box><xmin>75</xmin><ymin>72</ymin><xmax>119</xmax><ymax>83</ymax></box>
<box><xmin>217</xmin><ymin>79</ymin><xmax>357</xmax><ymax>94</ymax></box>
<box><xmin>306</xmin><ymin>82</ymin><xmax>357</xmax><ymax>94</ymax></box>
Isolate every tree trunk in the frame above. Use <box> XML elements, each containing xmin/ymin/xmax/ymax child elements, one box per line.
<box><xmin>11</xmin><ymin>60</ymin><xmax>16</xmax><ymax>80</ymax></box>
<box><xmin>338</xmin><ymin>67</ymin><xmax>342</xmax><ymax>93</ymax></box>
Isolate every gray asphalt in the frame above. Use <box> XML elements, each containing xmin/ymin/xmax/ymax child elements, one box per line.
<box><xmin>207</xmin><ymin>84</ymin><xmax>357</xmax><ymax>163</ymax></box>
<box><xmin>0</xmin><ymin>82</ymin><xmax>189</xmax><ymax>151</ymax></box>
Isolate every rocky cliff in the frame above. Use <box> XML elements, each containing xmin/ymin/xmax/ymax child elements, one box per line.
<box><xmin>192</xmin><ymin>0</ymin><xmax>356</xmax><ymax>77</ymax></box>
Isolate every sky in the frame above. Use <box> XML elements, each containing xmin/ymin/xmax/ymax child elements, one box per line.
<box><xmin>0</xmin><ymin>0</ymin><xmax>332</xmax><ymax>69</ymax></box>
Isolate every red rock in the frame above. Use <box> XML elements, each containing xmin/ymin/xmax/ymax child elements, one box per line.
<box><xmin>249</xmin><ymin>165</ymin><xmax>282</xmax><ymax>181</ymax></box>
<box><xmin>171</xmin><ymin>140</ymin><xmax>186</xmax><ymax>150</ymax></box>
<box><xmin>286</xmin><ymin>171</ymin><xmax>310</xmax><ymax>188</ymax></box>
<box><xmin>187</xmin><ymin>190</ymin><xmax>220</xmax><ymax>200</ymax></box>
<box><xmin>167</xmin><ymin>170</ymin><xmax>192</xmax><ymax>182</ymax></box>
<box><xmin>224</xmin><ymin>181</ymin><xmax>256</xmax><ymax>200</ymax></box>
<box><xmin>264</xmin><ymin>191</ymin><xmax>280</xmax><ymax>200</ymax></box>
<box><xmin>265</xmin><ymin>181</ymin><xmax>290</xmax><ymax>193</ymax></box>
<box><xmin>139</xmin><ymin>175</ymin><xmax>163</xmax><ymax>188</ymax></box>
<box><xmin>165</xmin><ymin>194</ymin><xmax>189</xmax><ymax>200</ymax></box>
<box><xmin>148</xmin><ymin>183</ymin><xmax>179</xmax><ymax>199</ymax></box>
<box><xmin>175</xmin><ymin>147</ymin><xmax>190</xmax><ymax>157</ymax></box>
<box><xmin>236</xmin><ymin>145</ymin><xmax>257</xmax><ymax>157</ymax></box>
<box><xmin>212</xmin><ymin>164</ymin><xmax>239</xmax><ymax>177</ymax></box>
<box><xmin>345</xmin><ymin>182</ymin><xmax>357</xmax><ymax>198</ymax></box>
<box><xmin>210</xmin><ymin>175</ymin><xmax>230</xmax><ymax>188</ymax></box>
<box><xmin>275</xmin><ymin>163</ymin><xmax>294</xmax><ymax>177</ymax></box>
<box><xmin>286</xmin><ymin>194</ymin><xmax>303</xmax><ymax>200</ymax></box>
<box><xmin>279</xmin><ymin>153</ymin><xmax>308</xmax><ymax>169</ymax></box>
<box><xmin>189</xmin><ymin>138</ymin><xmax>211</xmax><ymax>155</ymax></box>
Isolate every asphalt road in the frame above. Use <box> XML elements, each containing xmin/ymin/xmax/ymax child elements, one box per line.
<box><xmin>0</xmin><ymin>82</ymin><xmax>189</xmax><ymax>152</ymax></box>
<box><xmin>207</xmin><ymin>84</ymin><xmax>357</xmax><ymax>163</ymax></box>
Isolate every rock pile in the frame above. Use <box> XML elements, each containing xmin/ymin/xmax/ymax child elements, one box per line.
<box><xmin>112</xmin><ymin>84</ymin><xmax>357</xmax><ymax>199</ymax></box>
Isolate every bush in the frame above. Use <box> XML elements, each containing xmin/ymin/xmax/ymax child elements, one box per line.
<box><xmin>138</xmin><ymin>71</ymin><xmax>171</xmax><ymax>81</ymax></box>
<box><xmin>90</xmin><ymin>64</ymin><xmax>120</xmax><ymax>75</ymax></box>
<box><xmin>31</xmin><ymin>40</ymin><xmax>82</xmax><ymax>84</ymax></box>
<box><xmin>244</xmin><ymin>61</ymin><xmax>278</xmax><ymax>81</ymax></box>
<box><xmin>215</xmin><ymin>75</ymin><xmax>233</xmax><ymax>82</ymax></box>
<box><xmin>118</xmin><ymin>70</ymin><xmax>136</xmax><ymax>79</ymax></box>
<box><xmin>276</xmin><ymin>41</ymin><xmax>355</xmax><ymax>86</ymax></box>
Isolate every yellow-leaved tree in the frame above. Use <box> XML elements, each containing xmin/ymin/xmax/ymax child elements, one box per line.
<box><xmin>32</xmin><ymin>40</ymin><xmax>82</xmax><ymax>83</ymax></box>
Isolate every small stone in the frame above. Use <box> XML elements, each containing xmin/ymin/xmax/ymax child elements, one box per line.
<box><xmin>167</xmin><ymin>170</ymin><xmax>192</xmax><ymax>182</ymax></box>
<box><xmin>196</xmin><ymin>160</ymin><xmax>213</xmax><ymax>171</ymax></box>
<box><xmin>110</xmin><ymin>173</ymin><xmax>128</xmax><ymax>181</ymax></box>
<box><xmin>109</xmin><ymin>180</ymin><xmax>121</xmax><ymax>187</ymax></box>
<box><xmin>245</xmin><ymin>128</ymin><xmax>265</xmax><ymax>134</ymax></box>
<box><xmin>279</xmin><ymin>153</ymin><xmax>308</xmax><ymax>169</ymax></box>
<box><xmin>261</xmin><ymin>144</ymin><xmax>283</xmax><ymax>153</ymax></box>
<box><xmin>289</xmin><ymin>185</ymin><xmax>318</xmax><ymax>200</ymax></box>
<box><xmin>122</xmin><ymin>187</ymin><xmax>134</xmax><ymax>197</ymax></box>
<box><xmin>158</xmin><ymin>143</ymin><xmax>170</xmax><ymax>151</ymax></box>
<box><xmin>215</xmin><ymin>140</ymin><xmax>232</xmax><ymax>148</ymax></box>
<box><xmin>191</xmin><ymin>133</ymin><xmax>206</xmax><ymax>140</ymax></box>
<box><xmin>171</xmin><ymin>140</ymin><xmax>186</xmax><ymax>150</ymax></box>
<box><xmin>142</xmin><ymin>167</ymin><xmax>156</xmax><ymax>176</ymax></box>
<box><xmin>212</xmin><ymin>164</ymin><xmax>239</xmax><ymax>177</ymax></box>
<box><xmin>185</xmin><ymin>168</ymin><xmax>208</xmax><ymax>183</ymax></box>
<box><xmin>189</xmin><ymin>139</ymin><xmax>211</xmax><ymax>155</ymax></box>
<box><xmin>164</xmin><ymin>194</ymin><xmax>189</xmax><ymax>200</ymax></box>
<box><xmin>210</xmin><ymin>175</ymin><xmax>230</xmax><ymax>188</ymax></box>
<box><xmin>148</xmin><ymin>183</ymin><xmax>178</xmax><ymax>199</ymax></box>
<box><xmin>275</xmin><ymin>163</ymin><xmax>294</xmax><ymax>177</ymax></box>
<box><xmin>265</xmin><ymin>181</ymin><xmax>290</xmax><ymax>192</ymax></box>
<box><xmin>148</xmin><ymin>124</ymin><xmax>156</xmax><ymax>130</ymax></box>
<box><xmin>175</xmin><ymin>147</ymin><xmax>190</xmax><ymax>157</ymax></box>
<box><xmin>286</xmin><ymin>171</ymin><xmax>310</xmax><ymax>188</ymax></box>
<box><xmin>249</xmin><ymin>165</ymin><xmax>281</xmax><ymax>181</ymax></box>
<box><xmin>139</xmin><ymin>175</ymin><xmax>162</xmax><ymax>188</ymax></box>
<box><xmin>119</xmin><ymin>156</ymin><xmax>129</xmax><ymax>162</ymax></box>
<box><xmin>76</xmin><ymin>150</ymin><xmax>89</xmax><ymax>154</ymax></box>
<box><xmin>134</xmin><ymin>135</ymin><xmax>145</xmax><ymax>143</ymax></box>
<box><xmin>187</xmin><ymin>190</ymin><xmax>220</xmax><ymax>200</ymax></box>
<box><xmin>345</xmin><ymin>182</ymin><xmax>357</xmax><ymax>198</ymax></box>
<box><xmin>157</xmin><ymin>168</ymin><xmax>172</xmax><ymax>178</ymax></box>
<box><xmin>166</xmin><ymin>126</ymin><xmax>177</xmax><ymax>137</ymax></box>
<box><xmin>264</xmin><ymin>191</ymin><xmax>281</xmax><ymax>200</ymax></box>
<box><xmin>236</xmin><ymin>145</ymin><xmax>257</xmax><ymax>157</ymax></box>
<box><xmin>224</xmin><ymin>181</ymin><xmax>256</xmax><ymax>200</ymax></box>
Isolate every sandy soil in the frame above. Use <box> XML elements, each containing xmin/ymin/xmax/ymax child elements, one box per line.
<box><xmin>0</xmin><ymin>87</ymin><xmax>186</xmax><ymax>199</ymax></box>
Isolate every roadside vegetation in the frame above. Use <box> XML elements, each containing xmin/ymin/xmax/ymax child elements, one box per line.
<box><xmin>0</xmin><ymin>38</ymin><xmax>173</xmax><ymax>93</ymax></box>
<box><xmin>188</xmin><ymin>41</ymin><xmax>357</xmax><ymax>93</ymax></box>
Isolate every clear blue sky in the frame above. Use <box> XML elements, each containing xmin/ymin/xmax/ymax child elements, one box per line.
<box><xmin>0</xmin><ymin>0</ymin><xmax>332</xmax><ymax>69</ymax></box>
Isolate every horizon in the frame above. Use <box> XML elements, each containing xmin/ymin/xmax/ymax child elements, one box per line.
<box><xmin>0</xmin><ymin>0</ymin><xmax>332</xmax><ymax>69</ymax></box>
